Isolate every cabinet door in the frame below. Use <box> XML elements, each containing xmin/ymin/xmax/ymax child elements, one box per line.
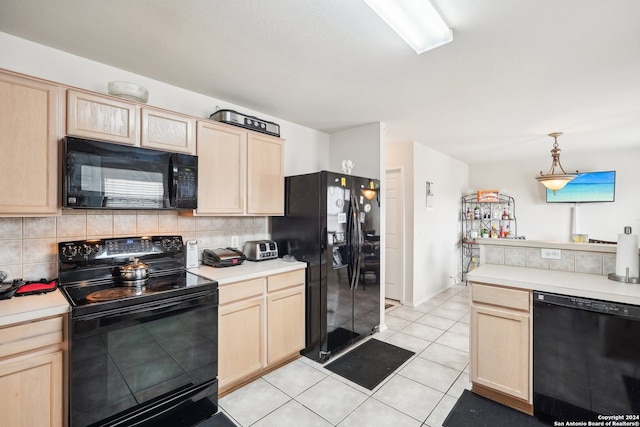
<box><xmin>67</xmin><ymin>89</ymin><xmax>139</xmax><ymax>145</ymax></box>
<box><xmin>0</xmin><ymin>72</ymin><xmax>62</xmax><ymax>214</ymax></box>
<box><xmin>471</xmin><ymin>304</ymin><xmax>530</xmax><ymax>401</ymax></box>
<box><xmin>247</xmin><ymin>133</ymin><xmax>284</xmax><ymax>215</ymax></box>
<box><xmin>196</xmin><ymin>121</ymin><xmax>246</xmax><ymax>214</ymax></box>
<box><xmin>267</xmin><ymin>285</ymin><xmax>305</xmax><ymax>364</ymax></box>
<box><xmin>218</xmin><ymin>297</ymin><xmax>265</xmax><ymax>388</ymax></box>
<box><xmin>141</xmin><ymin>107</ymin><xmax>196</xmax><ymax>154</ymax></box>
<box><xmin>0</xmin><ymin>351</ymin><xmax>63</xmax><ymax>427</ymax></box>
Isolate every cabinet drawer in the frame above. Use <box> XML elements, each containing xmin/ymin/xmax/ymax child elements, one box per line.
<box><xmin>0</xmin><ymin>316</ymin><xmax>64</xmax><ymax>358</ymax></box>
<box><xmin>267</xmin><ymin>269</ymin><xmax>305</xmax><ymax>293</ymax></box>
<box><xmin>219</xmin><ymin>278</ymin><xmax>265</xmax><ymax>304</ymax></box>
<box><xmin>471</xmin><ymin>283</ymin><xmax>530</xmax><ymax>311</ymax></box>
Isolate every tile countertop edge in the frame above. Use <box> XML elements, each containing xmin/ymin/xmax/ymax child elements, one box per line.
<box><xmin>467</xmin><ymin>264</ymin><xmax>640</xmax><ymax>306</ymax></box>
<box><xmin>189</xmin><ymin>259</ymin><xmax>307</xmax><ymax>285</ymax></box>
<box><xmin>0</xmin><ymin>289</ymin><xmax>70</xmax><ymax>328</ymax></box>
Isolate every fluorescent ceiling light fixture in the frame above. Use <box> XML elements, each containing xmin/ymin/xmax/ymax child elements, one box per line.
<box><xmin>364</xmin><ymin>0</ymin><xmax>453</xmax><ymax>54</ymax></box>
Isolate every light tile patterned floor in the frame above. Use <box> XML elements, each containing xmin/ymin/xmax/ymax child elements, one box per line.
<box><xmin>218</xmin><ymin>284</ymin><xmax>471</xmax><ymax>427</ymax></box>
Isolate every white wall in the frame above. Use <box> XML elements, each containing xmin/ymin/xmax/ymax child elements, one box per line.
<box><xmin>0</xmin><ymin>31</ymin><xmax>330</xmax><ymax>175</ymax></box>
<box><xmin>469</xmin><ymin>146</ymin><xmax>640</xmax><ymax>242</ymax></box>
<box><xmin>329</xmin><ymin>123</ymin><xmax>383</xmax><ymax>179</ymax></box>
<box><xmin>387</xmin><ymin>142</ymin><xmax>469</xmax><ymax>306</ymax></box>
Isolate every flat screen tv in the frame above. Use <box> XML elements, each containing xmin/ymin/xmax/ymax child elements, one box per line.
<box><xmin>546</xmin><ymin>171</ymin><xmax>616</xmax><ymax>203</ymax></box>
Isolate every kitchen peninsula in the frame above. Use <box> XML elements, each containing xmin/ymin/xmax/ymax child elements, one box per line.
<box><xmin>466</xmin><ymin>238</ymin><xmax>640</xmax><ymax>418</ymax></box>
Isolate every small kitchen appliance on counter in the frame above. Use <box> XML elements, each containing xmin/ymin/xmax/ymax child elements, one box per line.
<box><xmin>186</xmin><ymin>240</ymin><xmax>199</xmax><ymax>268</ymax></box>
<box><xmin>203</xmin><ymin>248</ymin><xmax>246</xmax><ymax>267</ymax></box>
<box><xmin>243</xmin><ymin>240</ymin><xmax>278</xmax><ymax>261</ymax></box>
<box><xmin>58</xmin><ymin>235</ymin><xmax>219</xmax><ymax>427</ymax></box>
<box><xmin>209</xmin><ymin>109</ymin><xmax>280</xmax><ymax>137</ymax></box>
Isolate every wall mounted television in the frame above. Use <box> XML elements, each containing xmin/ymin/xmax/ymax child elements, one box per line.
<box><xmin>546</xmin><ymin>171</ymin><xmax>616</xmax><ymax>203</ymax></box>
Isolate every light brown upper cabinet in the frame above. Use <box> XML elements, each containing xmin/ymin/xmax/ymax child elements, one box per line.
<box><xmin>141</xmin><ymin>107</ymin><xmax>196</xmax><ymax>154</ymax></box>
<box><xmin>67</xmin><ymin>89</ymin><xmax>139</xmax><ymax>145</ymax></box>
<box><xmin>67</xmin><ymin>90</ymin><xmax>196</xmax><ymax>154</ymax></box>
<box><xmin>247</xmin><ymin>133</ymin><xmax>285</xmax><ymax>215</ymax></box>
<box><xmin>0</xmin><ymin>71</ymin><xmax>63</xmax><ymax>215</ymax></box>
<box><xmin>196</xmin><ymin>121</ymin><xmax>247</xmax><ymax>214</ymax></box>
<box><xmin>196</xmin><ymin>120</ymin><xmax>284</xmax><ymax>216</ymax></box>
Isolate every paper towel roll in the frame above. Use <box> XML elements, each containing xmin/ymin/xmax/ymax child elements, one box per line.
<box><xmin>615</xmin><ymin>232</ymin><xmax>639</xmax><ymax>278</ymax></box>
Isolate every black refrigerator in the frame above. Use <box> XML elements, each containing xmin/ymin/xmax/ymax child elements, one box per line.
<box><xmin>272</xmin><ymin>171</ymin><xmax>381</xmax><ymax>363</ymax></box>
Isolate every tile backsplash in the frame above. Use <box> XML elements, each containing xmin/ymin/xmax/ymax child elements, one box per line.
<box><xmin>483</xmin><ymin>244</ymin><xmax>619</xmax><ymax>276</ymax></box>
<box><xmin>0</xmin><ymin>211</ymin><xmax>268</xmax><ymax>281</ymax></box>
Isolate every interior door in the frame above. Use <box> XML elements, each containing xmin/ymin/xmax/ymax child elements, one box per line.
<box><xmin>385</xmin><ymin>168</ymin><xmax>403</xmax><ymax>301</ymax></box>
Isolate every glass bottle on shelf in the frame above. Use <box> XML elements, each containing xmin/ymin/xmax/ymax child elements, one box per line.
<box><xmin>474</xmin><ymin>205</ymin><xmax>480</xmax><ymax>219</ymax></box>
<box><xmin>508</xmin><ymin>202</ymin><xmax>514</xmax><ymax>219</ymax></box>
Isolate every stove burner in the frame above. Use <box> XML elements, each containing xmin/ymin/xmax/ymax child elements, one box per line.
<box><xmin>85</xmin><ymin>287</ymin><xmax>145</xmax><ymax>303</ymax></box>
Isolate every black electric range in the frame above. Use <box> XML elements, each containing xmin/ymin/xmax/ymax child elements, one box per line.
<box><xmin>58</xmin><ymin>235</ymin><xmax>220</xmax><ymax>427</ymax></box>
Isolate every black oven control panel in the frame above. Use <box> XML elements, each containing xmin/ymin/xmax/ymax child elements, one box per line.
<box><xmin>59</xmin><ymin>236</ymin><xmax>184</xmax><ymax>262</ymax></box>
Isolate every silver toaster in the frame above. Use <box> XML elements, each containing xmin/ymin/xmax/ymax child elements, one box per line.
<box><xmin>243</xmin><ymin>240</ymin><xmax>278</xmax><ymax>261</ymax></box>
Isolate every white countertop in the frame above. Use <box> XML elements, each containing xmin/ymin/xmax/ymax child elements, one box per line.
<box><xmin>189</xmin><ymin>258</ymin><xmax>307</xmax><ymax>285</ymax></box>
<box><xmin>0</xmin><ymin>259</ymin><xmax>305</xmax><ymax>328</ymax></box>
<box><xmin>467</xmin><ymin>264</ymin><xmax>640</xmax><ymax>305</ymax></box>
<box><xmin>0</xmin><ymin>289</ymin><xmax>70</xmax><ymax>327</ymax></box>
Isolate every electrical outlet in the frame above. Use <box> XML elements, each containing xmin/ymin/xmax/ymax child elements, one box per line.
<box><xmin>541</xmin><ymin>248</ymin><xmax>561</xmax><ymax>260</ymax></box>
<box><xmin>231</xmin><ymin>235</ymin><xmax>239</xmax><ymax>248</ymax></box>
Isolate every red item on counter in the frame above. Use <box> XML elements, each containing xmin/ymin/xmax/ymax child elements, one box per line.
<box><xmin>15</xmin><ymin>279</ymin><xmax>58</xmax><ymax>296</ymax></box>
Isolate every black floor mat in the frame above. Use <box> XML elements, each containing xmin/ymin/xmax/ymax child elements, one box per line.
<box><xmin>324</xmin><ymin>338</ymin><xmax>414</xmax><ymax>390</ymax></box>
<box><xmin>443</xmin><ymin>390</ymin><xmax>551</xmax><ymax>427</ymax></box>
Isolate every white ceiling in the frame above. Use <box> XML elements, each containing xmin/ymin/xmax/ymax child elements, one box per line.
<box><xmin>1</xmin><ymin>0</ymin><xmax>639</xmax><ymax>164</ymax></box>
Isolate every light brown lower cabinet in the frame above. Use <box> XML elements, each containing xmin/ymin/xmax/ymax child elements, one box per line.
<box><xmin>0</xmin><ymin>315</ymin><xmax>66</xmax><ymax>427</ymax></box>
<box><xmin>218</xmin><ymin>269</ymin><xmax>305</xmax><ymax>396</ymax></box>
<box><xmin>219</xmin><ymin>289</ymin><xmax>265</xmax><ymax>389</ymax></box>
<box><xmin>470</xmin><ymin>282</ymin><xmax>532</xmax><ymax>415</ymax></box>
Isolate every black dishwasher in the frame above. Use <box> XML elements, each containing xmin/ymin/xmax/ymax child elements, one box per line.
<box><xmin>533</xmin><ymin>291</ymin><xmax>640</xmax><ymax>423</ymax></box>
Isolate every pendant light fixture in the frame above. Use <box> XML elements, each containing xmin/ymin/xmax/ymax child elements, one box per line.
<box><xmin>535</xmin><ymin>132</ymin><xmax>577</xmax><ymax>194</ymax></box>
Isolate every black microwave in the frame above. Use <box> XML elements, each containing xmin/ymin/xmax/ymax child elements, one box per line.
<box><xmin>63</xmin><ymin>137</ymin><xmax>198</xmax><ymax>210</ymax></box>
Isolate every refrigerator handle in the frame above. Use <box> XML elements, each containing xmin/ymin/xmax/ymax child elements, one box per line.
<box><xmin>321</xmin><ymin>226</ymin><xmax>327</xmax><ymax>250</ymax></box>
<box><xmin>353</xmin><ymin>195</ymin><xmax>363</xmax><ymax>290</ymax></box>
<box><xmin>348</xmin><ymin>194</ymin><xmax>363</xmax><ymax>290</ymax></box>
<box><xmin>345</xmin><ymin>195</ymin><xmax>354</xmax><ymax>288</ymax></box>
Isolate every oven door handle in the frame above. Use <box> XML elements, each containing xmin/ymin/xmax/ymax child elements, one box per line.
<box><xmin>75</xmin><ymin>290</ymin><xmax>217</xmax><ymax>322</ymax></box>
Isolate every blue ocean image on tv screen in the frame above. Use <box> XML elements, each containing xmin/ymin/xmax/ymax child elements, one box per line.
<box><xmin>546</xmin><ymin>171</ymin><xmax>615</xmax><ymax>203</ymax></box>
